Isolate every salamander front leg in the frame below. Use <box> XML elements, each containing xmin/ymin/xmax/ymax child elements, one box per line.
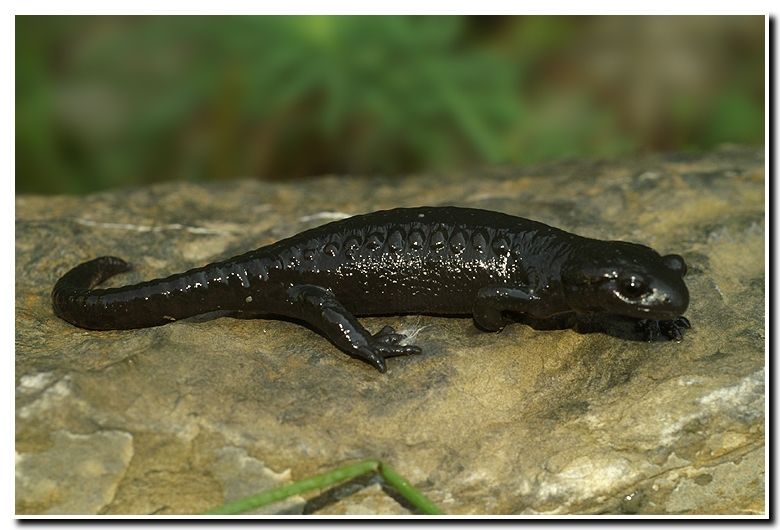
<box><xmin>473</xmin><ymin>285</ymin><xmax>538</xmax><ymax>332</ymax></box>
<box><xmin>286</xmin><ymin>285</ymin><xmax>421</xmax><ymax>372</ymax></box>
<box><xmin>636</xmin><ymin>316</ymin><xmax>691</xmax><ymax>342</ymax></box>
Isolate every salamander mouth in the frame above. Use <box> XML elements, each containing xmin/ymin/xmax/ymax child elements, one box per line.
<box><xmin>634</xmin><ymin>307</ymin><xmax>685</xmax><ymax>320</ymax></box>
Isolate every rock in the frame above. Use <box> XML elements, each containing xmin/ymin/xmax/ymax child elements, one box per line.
<box><xmin>16</xmin><ymin>145</ymin><xmax>765</xmax><ymax>515</ymax></box>
<box><xmin>209</xmin><ymin>447</ymin><xmax>305</xmax><ymax>515</ymax></box>
<box><xmin>15</xmin><ymin>430</ymin><xmax>133</xmax><ymax>514</ymax></box>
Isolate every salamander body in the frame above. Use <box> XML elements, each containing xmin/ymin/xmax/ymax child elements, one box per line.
<box><xmin>52</xmin><ymin>207</ymin><xmax>690</xmax><ymax>372</ymax></box>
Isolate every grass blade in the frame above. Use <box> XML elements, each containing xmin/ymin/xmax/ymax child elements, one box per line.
<box><xmin>203</xmin><ymin>459</ymin><xmax>380</xmax><ymax>515</ymax></box>
<box><xmin>379</xmin><ymin>462</ymin><xmax>445</xmax><ymax>515</ymax></box>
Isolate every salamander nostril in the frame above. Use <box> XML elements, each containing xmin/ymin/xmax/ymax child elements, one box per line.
<box><xmin>662</xmin><ymin>254</ymin><xmax>687</xmax><ymax>276</ymax></box>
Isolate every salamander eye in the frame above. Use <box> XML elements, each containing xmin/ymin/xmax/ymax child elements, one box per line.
<box><xmin>619</xmin><ymin>277</ymin><xmax>648</xmax><ymax>299</ymax></box>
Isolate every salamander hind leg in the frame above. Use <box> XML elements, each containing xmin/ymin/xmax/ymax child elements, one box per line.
<box><xmin>286</xmin><ymin>285</ymin><xmax>421</xmax><ymax>373</ymax></box>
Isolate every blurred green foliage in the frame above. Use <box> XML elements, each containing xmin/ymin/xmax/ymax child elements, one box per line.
<box><xmin>16</xmin><ymin>15</ymin><xmax>765</xmax><ymax>195</ymax></box>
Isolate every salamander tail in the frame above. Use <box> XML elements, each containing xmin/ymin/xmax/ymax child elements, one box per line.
<box><xmin>51</xmin><ymin>256</ymin><xmax>133</xmax><ymax>326</ymax></box>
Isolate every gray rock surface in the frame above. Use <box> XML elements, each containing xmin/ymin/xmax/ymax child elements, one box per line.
<box><xmin>16</xmin><ymin>146</ymin><xmax>765</xmax><ymax>515</ymax></box>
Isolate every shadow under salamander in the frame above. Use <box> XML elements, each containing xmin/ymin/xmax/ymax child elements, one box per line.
<box><xmin>191</xmin><ymin>310</ymin><xmax>672</xmax><ymax>344</ymax></box>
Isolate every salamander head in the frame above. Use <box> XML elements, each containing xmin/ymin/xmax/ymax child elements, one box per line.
<box><xmin>561</xmin><ymin>241</ymin><xmax>689</xmax><ymax>319</ymax></box>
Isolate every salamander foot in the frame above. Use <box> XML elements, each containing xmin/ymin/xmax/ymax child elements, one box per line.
<box><xmin>359</xmin><ymin>326</ymin><xmax>422</xmax><ymax>373</ymax></box>
<box><xmin>637</xmin><ymin>316</ymin><xmax>691</xmax><ymax>342</ymax></box>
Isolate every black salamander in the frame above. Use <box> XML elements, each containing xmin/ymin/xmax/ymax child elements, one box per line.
<box><xmin>52</xmin><ymin>207</ymin><xmax>691</xmax><ymax>372</ymax></box>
